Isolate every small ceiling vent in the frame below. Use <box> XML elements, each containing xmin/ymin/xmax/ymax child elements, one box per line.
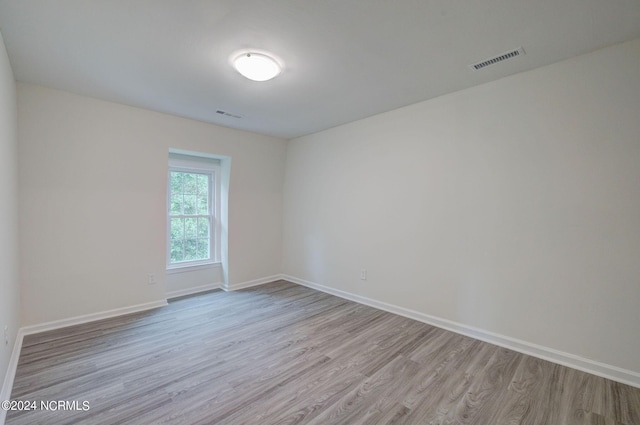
<box><xmin>216</xmin><ymin>110</ymin><xmax>243</xmax><ymax>119</ymax></box>
<box><xmin>469</xmin><ymin>47</ymin><xmax>525</xmax><ymax>71</ymax></box>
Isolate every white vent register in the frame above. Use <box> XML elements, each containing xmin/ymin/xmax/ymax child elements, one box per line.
<box><xmin>469</xmin><ymin>47</ymin><xmax>526</xmax><ymax>71</ymax></box>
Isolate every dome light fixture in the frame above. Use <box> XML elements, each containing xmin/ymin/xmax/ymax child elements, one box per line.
<box><xmin>233</xmin><ymin>52</ymin><xmax>282</xmax><ymax>82</ymax></box>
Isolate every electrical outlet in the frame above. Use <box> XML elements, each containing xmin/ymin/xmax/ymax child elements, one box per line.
<box><xmin>360</xmin><ymin>269</ymin><xmax>367</xmax><ymax>280</ymax></box>
<box><xmin>147</xmin><ymin>273</ymin><xmax>156</xmax><ymax>285</ymax></box>
<box><xmin>4</xmin><ymin>325</ymin><xmax>8</xmax><ymax>346</ymax></box>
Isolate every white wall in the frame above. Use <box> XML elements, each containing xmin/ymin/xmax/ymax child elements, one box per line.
<box><xmin>18</xmin><ymin>84</ymin><xmax>286</xmax><ymax>325</ymax></box>
<box><xmin>166</xmin><ymin>265</ymin><xmax>223</xmax><ymax>296</ymax></box>
<box><xmin>0</xmin><ymin>32</ymin><xmax>19</xmax><ymax>393</ymax></box>
<box><xmin>283</xmin><ymin>39</ymin><xmax>640</xmax><ymax>375</ymax></box>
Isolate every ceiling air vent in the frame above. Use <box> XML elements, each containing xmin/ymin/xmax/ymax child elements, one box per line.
<box><xmin>469</xmin><ymin>47</ymin><xmax>525</xmax><ymax>71</ymax></box>
<box><xmin>216</xmin><ymin>110</ymin><xmax>243</xmax><ymax>119</ymax></box>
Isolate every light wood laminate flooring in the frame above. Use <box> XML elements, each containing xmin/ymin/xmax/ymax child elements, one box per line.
<box><xmin>6</xmin><ymin>280</ymin><xmax>640</xmax><ymax>424</ymax></box>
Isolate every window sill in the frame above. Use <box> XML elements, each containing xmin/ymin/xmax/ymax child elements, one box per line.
<box><xmin>166</xmin><ymin>262</ymin><xmax>221</xmax><ymax>274</ymax></box>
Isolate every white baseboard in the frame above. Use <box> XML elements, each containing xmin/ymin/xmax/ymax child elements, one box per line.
<box><xmin>20</xmin><ymin>300</ymin><xmax>168</xmax><ymax>336</ymax></box>
<box><xmin>166</xmin><ymin>283</ymin><xmax>222</xmax><ymax>299</ymax></box>
<box><xmin>0</xmin><ymin>330</ymin><xmax>24</xmax><ymax>425</ymax></box>
<box><xmin>282</xmin><ymin>274</ymin><xmax>640</xmax><ymax>389</ymax></box>
<box><xmin>223</xmin><ymin>274</ymin><xmax>284</xmax><ymax>292</ymax></box>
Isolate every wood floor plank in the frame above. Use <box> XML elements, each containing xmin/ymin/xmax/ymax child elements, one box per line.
<box><xmin>401</xmin><ymin>341</ymin><xmax>498</xmax><ymax>425</ymax></box>
<box><xmin>480</xmin><ymin>354</ymin><xmax>547</xmax><ymax>425</ymax></box>
<box><xmin>6</xmin><ymin>280</ymin><xmax>640</xmax><ymax>425</ymax></box>
<box><xmin>304</xmin><ymin>355</ymin><xmax>419</xmax><ymax>425</ymax></box>
<box><xmin>445</xmin><ymin>347</ymin><xmax>523</xmax><ymax>424</ymax></box>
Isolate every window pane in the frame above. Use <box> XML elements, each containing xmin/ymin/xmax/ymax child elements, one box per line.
<box><xmin>197</xmin><ymin>238</ymin><xmax>209</xmax><ymax>259</ymax></box>
<box><xmin>170</xmin><ymin>172</ymin><xmax>183</xmax><ymax>194</ymax></box>
<box><xmin>183</xmin><ymin>173</ymin><xmax>197</xmax><ymax>194</ymax></box>
<box><xmin>170</xmin><ymin>197</ymin><xmax>183</xmax><ymax>215</ymax></box>
<box><xmin>170</xmin><ymin>239</ymin><xmax>184</xmax><ymax>263</ymax></box>
<box><xmin>170</xmin><ymin>218</ymin><xmax>184</xmax><ymax>240</ymax></box>
<box><xmin>184</xmin><ymin>217</ymin><xmax>197</xmax><ymax>238</ymax></box>
<box><xmin>197</xmin><ymin>174</ymin><xmax>208</xmax><ymax>195</ymax></box>
<box><xmin>197</xmin><ymin>194</ymin><xmax>208</xmax><ymax>215</ymax></box>
<box><xmin>197</xmin><ymin>217</ymin><xmax>209</xmax><ymax>238</ymax></box>
<box><xmin>183</xmin><ymin>195</ymin><xmax>196</xmax><ymax>214</ymax></box>
<box><xmin>184</xmin><ymin>239</ymin><xmax>197</xmax><ymax>261</ymax></box>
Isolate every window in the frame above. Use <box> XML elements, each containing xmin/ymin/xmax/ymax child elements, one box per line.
<box><xmin>167</xmin><ymin>155</ymin><xmax>220</xmax><ymax>269</ymax></box>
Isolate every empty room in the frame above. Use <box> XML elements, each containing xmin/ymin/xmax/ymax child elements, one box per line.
<box><xmin>1</xmin><ymin>1</ymin><xmax>639</xmax><ymax>424</ymax></box>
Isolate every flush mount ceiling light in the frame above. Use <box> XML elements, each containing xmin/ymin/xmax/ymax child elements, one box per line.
<box><xmin>233</xmin><ymin>52</ymin><xmax>282</xmax><ymax>82</ymax></box>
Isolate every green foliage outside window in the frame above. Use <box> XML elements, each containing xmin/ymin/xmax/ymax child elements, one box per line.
<box><xmin>169</xmin><ymin>171</ymin><xmax>211</xmax><ymax>263</ymax></box>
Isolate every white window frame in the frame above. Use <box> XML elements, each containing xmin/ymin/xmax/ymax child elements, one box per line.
<box><xmin>167</xmin><ymin>158</ymin><xmax>221</xmax><ymax>270</ymax></box>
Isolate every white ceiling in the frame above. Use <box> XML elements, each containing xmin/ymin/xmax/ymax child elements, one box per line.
<box><xmin>1</xmin><ymin>0</ymin><xmax>639</xmax><ymax>139</ymax></box>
